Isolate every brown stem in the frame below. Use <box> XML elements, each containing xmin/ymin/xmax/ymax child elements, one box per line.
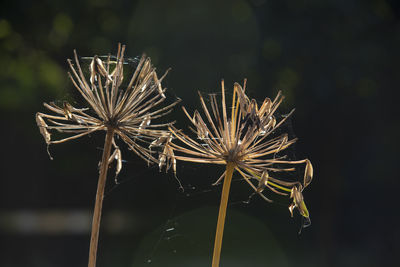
<box><xmin>88</xmin><ymin>128</ymin><xmax>114</xmax><ymax>267</ymax></box>
<box><xmin>212</xmin><ymin>162</ymin><xmax>235</xmax><ymax>267</ymax></box>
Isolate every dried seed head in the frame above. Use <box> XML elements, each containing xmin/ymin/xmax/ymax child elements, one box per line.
<box><xmin>36</xmin><ymin>44</ymin><xmax>180</xmax><ymax>175</ymax></box>
<box><xmin>165</xmin><ymin>79</ymin><xmax>313</xmax><ymax>226</ymax></box>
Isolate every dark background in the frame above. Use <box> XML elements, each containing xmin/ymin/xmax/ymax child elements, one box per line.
<box><xmin>1</xmin><ymin>0</ymin><xmax>399</xmax><ymax>266</ymax></box>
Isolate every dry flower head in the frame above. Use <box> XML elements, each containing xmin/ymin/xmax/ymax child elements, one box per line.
<box><xmin>164</xmin><ymin>80</ymin><xmax>313</xmax><ymax>225</ymax></box>
<box><xmin>36</xmin><ymin>44</ymin><xmax>180</xmax><ymax>178</ymax></box>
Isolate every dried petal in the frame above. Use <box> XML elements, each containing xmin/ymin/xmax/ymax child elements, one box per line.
<box><xmin>95</xmin><ymin>57</ymin><xmax>109</xmax><ymax>77</ymax></box>
<box><xmin>150</xmin><ymin>132</ymin><xmax>171</xmax><ymax>149</ymax></box>
<box><xmin>158</xmin><ymin>152</ymin><xmax>166</xmax><ymax>171</ymax></box>
<box><xmin>260</xmin><ymin>115</ymin><xmax>276</xmax><ymax>135</ymax></box>
<box><xmin>289</xmin><ymin>186</ymin><xmax>309</xmax><ymax>219</ymax></box>
<box><xmin>108</xmin><ymin>147</ymin><xmax>123</xmax><ymax>184</ymax></box>
<box><xmin>167</xmin><ymin>145</ymin><xmax>176</xmax><ymax>176</ymax></box>
<box><xmin>234</xmin><ymin>82</ymin><xmax>250</xmax><ymax>118</ymax></box>
<box><xmin>89</xmin><ymin>56</ymin><xmax>109</xmax><ymax>84</ymax></box>
<box><xmin>303</xmin><ymin>159</ymin><xmax>313</xmax><ymax>188</ymax></box>
<box><xmin>288</xmin><ymin>202</ymin><xmax>296</xmax><ymax>217</ymax></box>
<box><xmin>63</xmin><ymin>102</ymin><xmax>74</xmax><ymax>120</ymax></box>
<box><xmin>290</xmin><ymin>186</ymin><xmax>312</xmax><ymax>234</ymax></box>
<box><xmin>36</xmin><ymin>113</ymin><xmax>51</xmax><ymax>144</ymax></box>
<box><xmin>256</xmin><ymin>171</ymin><xmax>269</xmax><ymax>193</ymax></box>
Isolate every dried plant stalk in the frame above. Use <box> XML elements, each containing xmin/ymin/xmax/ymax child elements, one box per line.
<box><xmin>88</xmin><ymin>128</ymin><xmax>114</xmax><ymax>267</ymax></box>
<box><xmin>36</xmin><ymin>44</ymin><xmax>179</xmax><ymax>267</ymax></box>
<box><xmin>212</xmin><ymin>162</ymin><xmax>235</xmax><ymax>267</ymax></box>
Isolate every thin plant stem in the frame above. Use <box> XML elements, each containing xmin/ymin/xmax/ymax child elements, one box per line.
<box><xmin>212</xmin><ymin>162</ymin><xmax>235</xmax><ymax>267</ymax></box>
<box><xmin>88</xmin><ymin>128</ymin><xmax>114</xmax><ymax>267</ymax></box>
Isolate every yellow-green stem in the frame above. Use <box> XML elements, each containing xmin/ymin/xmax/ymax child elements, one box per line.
<box><xmin>212</xmin><ymin>162</ymin><xmax>235</xmax><ymax>267</ymax></box>
<box><xmin>88</xmin><ymin>128</ymin><xmax>114</xmax><ymax>267</ymax></box>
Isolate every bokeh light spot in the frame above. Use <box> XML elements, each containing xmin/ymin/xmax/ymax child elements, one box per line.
<box><xmin>49</xmin><ymin>13</ymin><xmax>73</xmax><ymax>46</ymax></box>
<box><xmin>53</xmin><ymin>13</ymin><xmax>73</xmax><ymax>37</ymax></box>
<box><xmin>38</xmin><ymin>59</ymin><xmax>65</xmax><ymax>92</ymax></box>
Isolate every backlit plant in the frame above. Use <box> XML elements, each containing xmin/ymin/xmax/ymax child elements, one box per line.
<box><xmin>162</xmin><ymin>80</ymin><xmax>313</xmax><ymax>267</ymax></box>
<box><xmin>35</xmin><ymin>44</ymin><xmax>179</xmax><ymax>267</ymax></box>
